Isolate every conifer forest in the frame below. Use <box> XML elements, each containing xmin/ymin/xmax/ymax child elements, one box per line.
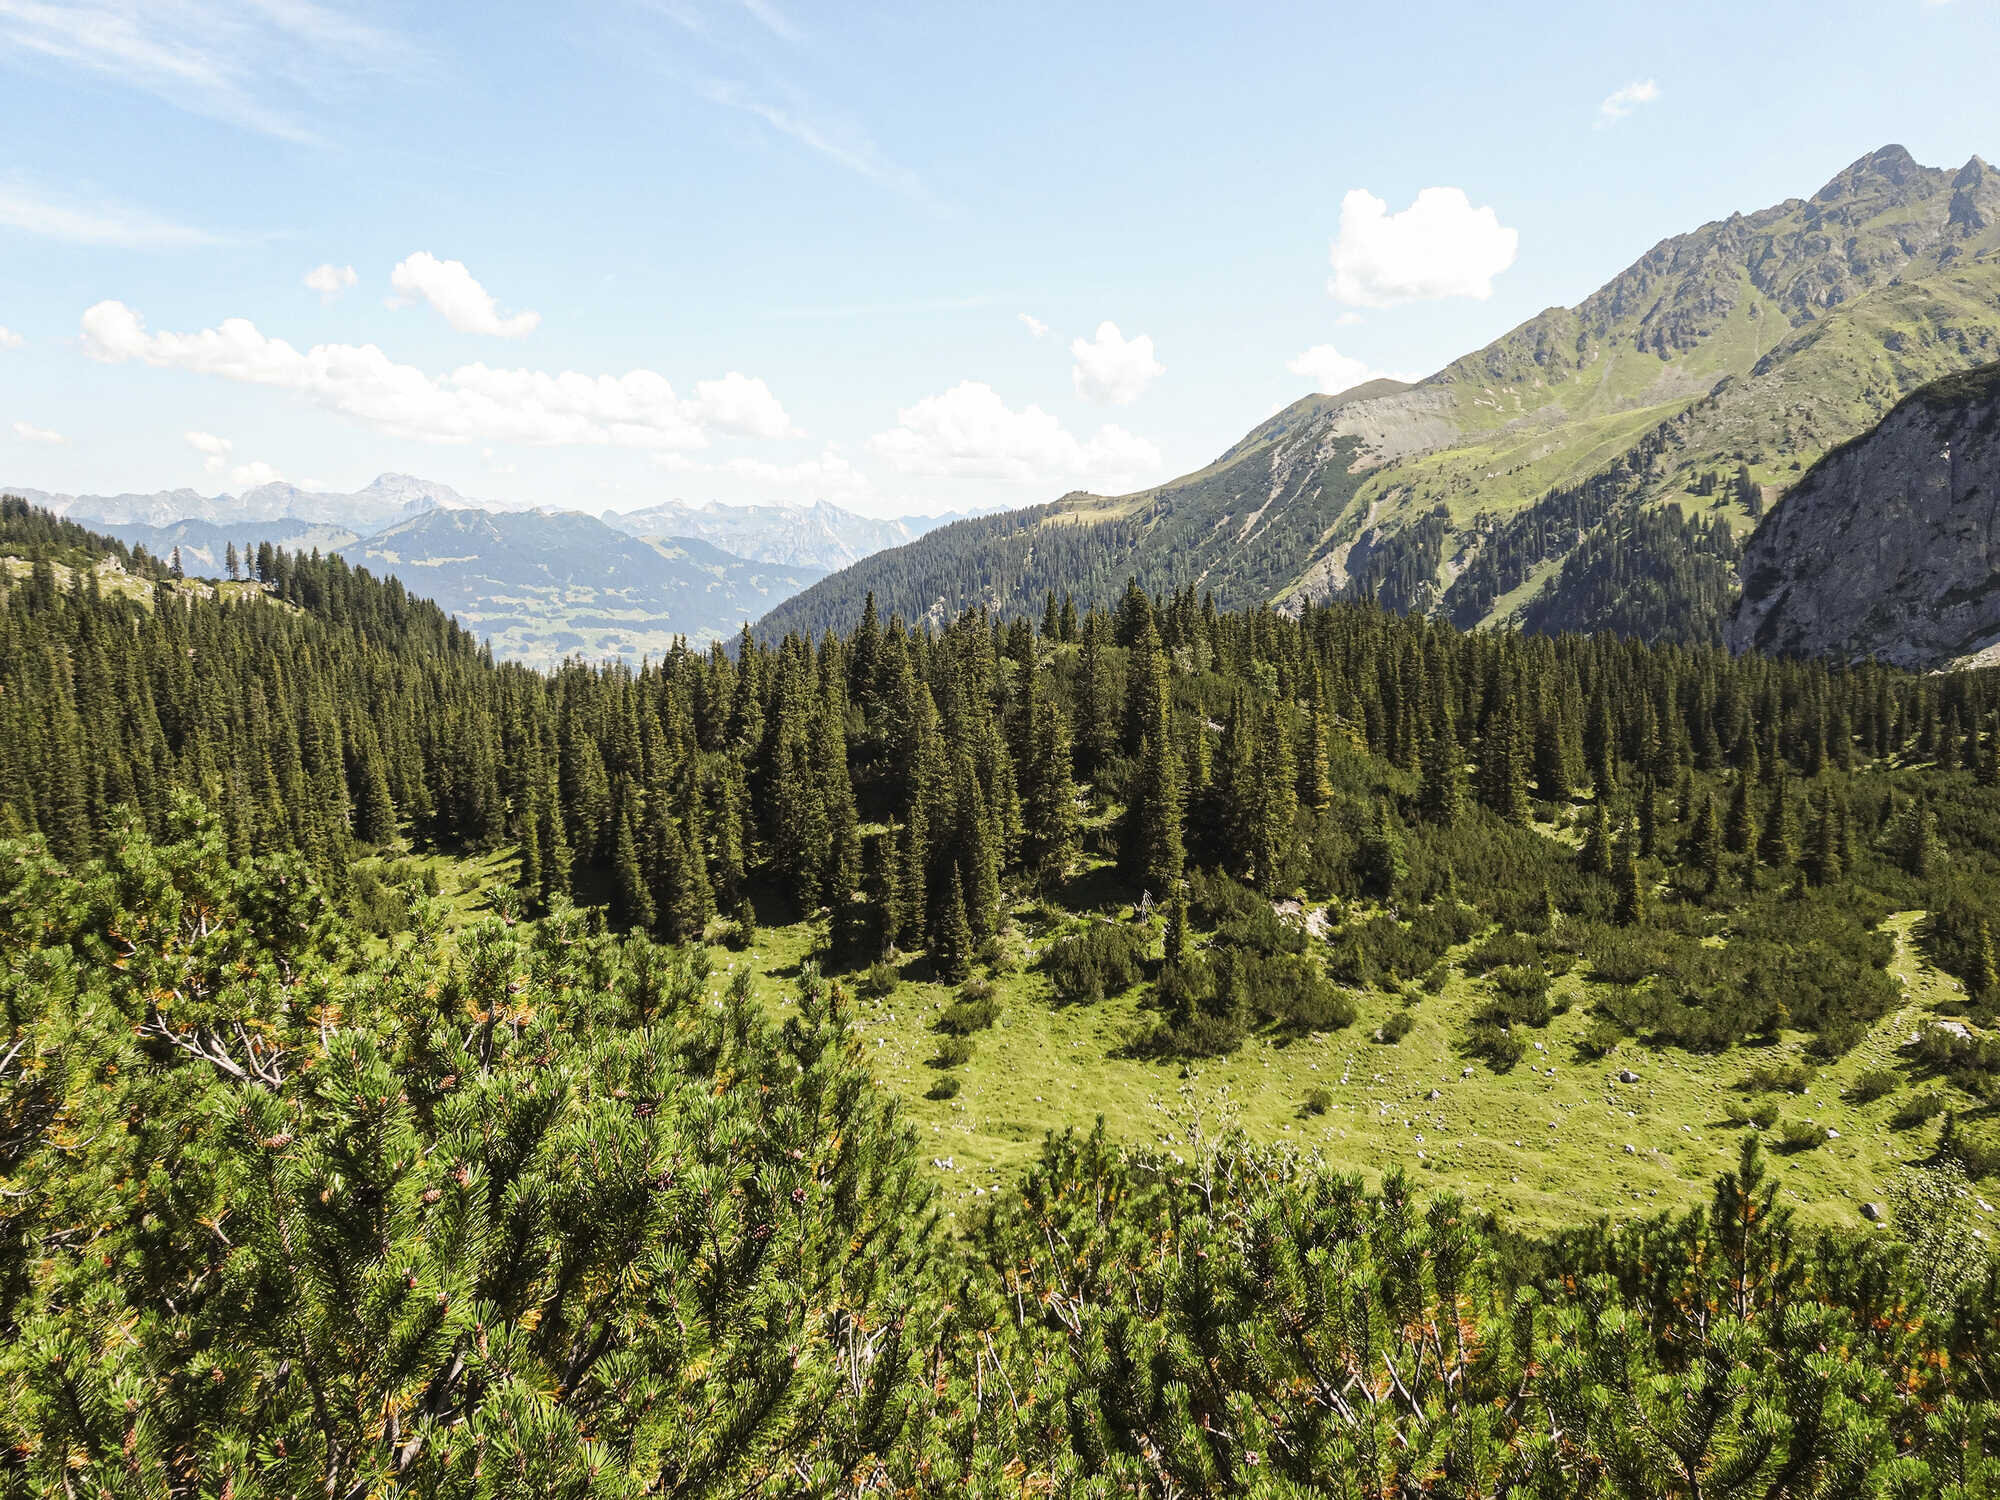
<box><xmin>3</xmin><ymin>495</ymin><xmax>2000</xmax><ymax>1495</ymax></box>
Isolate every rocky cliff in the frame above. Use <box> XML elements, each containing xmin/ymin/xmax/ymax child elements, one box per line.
<box><xmin>1729</xmin><ymin>363</ymin><xmax>2000</xmax><ymax>667</ymax></box>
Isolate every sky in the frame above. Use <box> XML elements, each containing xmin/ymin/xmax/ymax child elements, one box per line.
<box><xmin>0</xmin><ymin>0</ymin><xmax>1996</xmax><ymax>519</ymax></box>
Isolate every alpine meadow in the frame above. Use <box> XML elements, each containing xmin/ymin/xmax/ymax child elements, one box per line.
<box><xmin>7</xmin><ymin>4</ymin><xmax>2000</xmax><ymax>1496</ymax></box>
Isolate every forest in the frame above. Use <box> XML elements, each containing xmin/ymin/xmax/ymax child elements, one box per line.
<box><xmin>6</xmin><ymin>494</ymin><xmax>2000</xmax><ymax>1494</ymax></box>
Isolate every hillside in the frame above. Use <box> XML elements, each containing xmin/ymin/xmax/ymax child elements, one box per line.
<box><xmin>1729</xmin><ymin>361</ymin><xmax>2000</xmax><ymax>665</ymax></box>
<box><xmin>761</xmin><ymin>146</ymin><xmax>2000</xmax><ymax>645</ymax></box>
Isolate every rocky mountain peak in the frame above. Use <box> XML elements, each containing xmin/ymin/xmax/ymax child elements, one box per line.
<box><xmin>1810</xmin><ymin>143</ymin><xmax>1926</xmax><ymax>203</ymax></box>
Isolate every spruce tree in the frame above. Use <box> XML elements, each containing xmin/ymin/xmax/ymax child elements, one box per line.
<box><xmin>1615</xmin><ymin>820</ymin><xmax>1645</xmax><ymax>926</ymax></box>
<box><xmin>612</xmin><ymin>802</ymin><xmax>655</xmax><ymax>930</ymax></box>
<box><xmin>1418</xmin><ymin>715</ymin><xmax>1465</xmax><ymax>827</ymax></box>
<box><xmin>1358</xmin><ymin>799</ymin><xmax>1406</xmax><ymax>902</ymax></box>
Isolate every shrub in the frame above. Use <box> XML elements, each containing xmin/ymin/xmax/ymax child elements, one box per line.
<box><xmin>1777</xmin><ymin>1119</ymin><xmax>1826</xmax><ymax>1153</ymax></box>
<box><xmin>1301</xmin><ymin>1086</ymin><xmax>1333</xmax><ymax>1117</ymax></box>
<box><xmin>1464</xmin><ymin>1022</ymin><xmax>1525</xmax><ymax>1072</ymax></box>
<box><xmin>859</xmin><ymin>961</ymin><xmax>901</xmax><ymax>999</ymax></box>
<box><xmin>1578</xmin><ymin>1017</ymin><xmax>1624</xmax><ymax>1059</ymax></box>
<box><xmin>1847</xmin><ymin>1067</ymin><xmax>1899</xmax><ymax>1104</ymax></box>
<box><xmin>932</xmin><ymin>1035</ymin><xmax>975</xmax><ymax>1069</ymax></box>
<box><xmin>1893</xmin><ymin>1090</ymin><xmax>1947</xmax><ymax>1131</ymax></box>
<box><xmin>1739</xmin><ymin>1062</ymin><xmax>1814</xmax><ymax>1096</ymax></box>
<box><xmin>1724</xmin><ymin>1100</ymin><xmax>1781</xmax><ymax>1130</ymax></box>
<box><xmin>1042</xmin><ymin>922</ymin><xmax>1148</xmax><ymax>1004</ymax></box>
<box><xmin>926</xmin><ymin>1075</ymin><xmax>961</xmax><ymax>1101</ymax></box>
<box><xmin>1377</xmin><ymin>1010</ymin><xmax>1415</xmax><ymax>1044</ymax></box>
<box><xmin>939</xmin><ymin>992</ymin><xmax>999</xmax><ymax>1035</ymax></box>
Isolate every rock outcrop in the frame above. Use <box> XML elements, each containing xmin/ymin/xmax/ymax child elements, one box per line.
<box><xmin>1728</xmin><ymin>363</ymin><xmax>2000</xmax><ymax>666</ymax></box>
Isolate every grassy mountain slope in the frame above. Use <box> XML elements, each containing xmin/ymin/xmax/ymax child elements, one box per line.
<box><xmin>761</xmin><ymin>146</ymin><xmax>2000</xmax><ymax>644</ymax></box>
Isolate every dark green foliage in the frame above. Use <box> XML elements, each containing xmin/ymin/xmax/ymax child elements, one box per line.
<box><xmin>1040</xmin><ymin>921</ymin><xmax>1148</xmax><ymax>1003</ymax></box>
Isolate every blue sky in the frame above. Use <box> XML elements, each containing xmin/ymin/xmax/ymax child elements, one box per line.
<box><xmin>1</xmin><ymin>0</ymin><xmax>1995</xmax><ymax>517</ymax></box>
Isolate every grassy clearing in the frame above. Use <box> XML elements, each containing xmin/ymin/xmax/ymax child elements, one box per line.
<box><xmin>406</xmin><ymin>852</ymin><xmax>1984</xmax><ymax>1236</ymax></box>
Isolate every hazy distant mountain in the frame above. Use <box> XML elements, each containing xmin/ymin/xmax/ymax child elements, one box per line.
<box><xmin>91</xmin><ymin>517</ymin><xmax>363</xmax><ymax>577</ymax></box>
<box><xmin>12</xmin><ymin>472</ymin><xmax>515</xmax><ymax>534</ymax></box>
<box><xmin>602</xmin><ymin>498</ymin><xmax>994</xmax><ymax>571</ymax></box>
<box><xmin>341</xmin><ymin>507</ymin><xmax>824</xmax><ymax>666</ymax></box>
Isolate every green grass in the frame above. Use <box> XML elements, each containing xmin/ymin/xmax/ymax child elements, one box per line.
<box><xmin>407</xmin><ymin>853</ymin><xmax>1981</xmax><ymax>1235</ymax></box>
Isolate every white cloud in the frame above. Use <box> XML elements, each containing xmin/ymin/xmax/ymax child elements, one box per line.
<box><xmin>389</xmin><ymin>252</ymin><xmax>540</xmax><ymax>338</ymax></box>
<box><xmin>0</xmin><ymin>178</ymin><xmax>228</xmax><ymax>248</ymax></box>
<box><xmin>1018</xmin><ymin>312</ymin><xmax>1049</xmax><ymax>340</ymax></box>
<box><xmin>868</xmin><ymin>381</ymin><xmax>1163</xmax><ymax>493</ymax></box>
<box><xmin>1286</xmin><ymin>344</ymin><xmax>1422</xmax><ymax>395</ymax></box>
<box><xmin>1596</xmin><ymin>78</ymin><xmax>1661</xmax><ymax>128</ymax></box>
<box><xmin>12</xmin><ymin>419</ymin><xmax>64</xmax><ymax>445</ymax></box>
<box><xmin>691</xmin><ymin>370</ymin><xmax>799</xmax><ymax>439</ymax></box>
<box><xmin>0</xmin><ymin>0</ymin><xmax>412</xmax><ymax>144</ymax></box>
<box><xmin>304</xmin><ymin>263</ymin><xmax>357</xmax><ymax>300</ymax></box>
<box><xmin>722</xmin><ymin>446</ymin><xmax>871</xmax><ymax>501</ymax></box>
<box><xmin>1070</xmin><ymin>321</ymin><xmax>1164</xmax><ymax>405</ymax></box>
<box><xmin>1327</xmin><ymin>187</ymin><xmax>1519</xmax><ymax>307</ymax></box>
<box><xmin>0</xmin><ymin>326</ymin><xmax>21</xmax><ymax>348</ymax></box>
<box><xmin>81</xmin><ymin>300</ymin><xmax>795</xmax><ymax>452</ymax></box>
<box><xmin>185</xmin><ymin>429</ymin><xmax>233</xmax><ymax>472</ymax></box>
<box><xmin>231</xmin><ymin>460</ymin><xmax>282</xmax><ymax>487</ymax></box>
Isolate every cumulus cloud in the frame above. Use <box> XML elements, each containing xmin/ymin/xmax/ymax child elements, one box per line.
<box><xmin>722</xmin><ymin>446</ymin><xmax>871</xmax><ymax>501</ymax></box>
<box><xmin>231</xmin><ymin>460</ymin><xmax>282</xmax><ymax>487</ymax></box>
<box><xmin>691</xmin><ymin>371</ymin><xmax>800</xmax><ymax>439</ymax></box>
<box><xmin>1018</xmin><ymin>312</ymin><xmax>1049</xmax><ymax>339</ymax></box>
<box><xmin>185</xmin><ymin>429</ymin><xmax>233</xmax><ymax>472</ymax></box>
<box><xmin>868</xmin><ymin>381</ymin><xmax>1163</xmax><ymax>493</ymax></box>
<box><xmin>1286</xmin><ymin>344</ymin><xmax>1422</xmax><ymax>395</ymax></box>
<box><xmin>304</xmin><ymin>263</ymin><xmax>357</xmax><ymax>300</ymax></box>
<box><xmin>12</xmin><ymin>420</ymin><xmax>64</xmax><ymax>445</ymax></box>
<box><xmin>1596</xmin><ymin>78</ymin><xmax>1660</xmax><ymax>127</ymax></box>
<box><xmin>0</xmin><ymin>326</ymin><xmax>21</xmax><ymax>348</ymax></box>
<box><xmin>389</xmin><ymin>252</ymin><xmax>540</xmax><ymax>337</ymax></box>
<box><xmin>81</xmin><ymin>300</ymin><xmax>794</xmax><ymax>452</ymax></box>
<box><xmin>1327</xmin><ymin>187</ymin><xmax>1519</xmax><ymax>307</ymax></box>
<box><xmin>1071</xmin><ymin>321</ymin><xmax>1164</xmax><ymax>405</ymax></box>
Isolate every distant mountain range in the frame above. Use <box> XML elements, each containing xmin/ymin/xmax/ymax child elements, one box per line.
<box><xmin>760</xmin><ymin>144</ymin><xmax>2000</xmax><ymax>647</ymax></box>
<box><xmin>3</xmin><ymin>475</ymin><xmax>986</xmax><ymax>663</ymax></box>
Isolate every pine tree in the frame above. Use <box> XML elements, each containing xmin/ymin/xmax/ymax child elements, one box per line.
<box><xmin>1250</xmin><ymin>700</ymin><xmax>1296</xmax><ymax>894</ymax></box>
<box><xmin>931</xmin><ymin>860</ymin><xmax>973</xmax><ymax>982</ymax></box>
<box><xmin>1023</xmin><ymin>698</ymin><xmax>1081</xmax><ymax>889</ymax></box>
<box><xmin>1418</xmin><ymin>714</ymin><xmax>1465</xmax><ymax>827</ymax></box>
<box><xmin>612</xmin><ymin>802</ymin><xmax>655</xmax><ymax>930</ymax></box>
<box><xmin>1615</xmin><ymin>820</ymin><xmax>1645</xmax><ymax>926</ymax></box>
<box><xmin>1582</xmin><ymin>800</ymin><xmax>1616</xmax><ymax>878</ymax></box>
<box><xmin>1725</xmin><ymin>770</ymin><xmax>1757</xmax><ymax>856</ymax></box>
<box><xmin>1757</xmin><ymin>773</ymin><xmax>1797</xmax><ymax>870</ymax></box>
<box><xmin>1358</xmin><ymin>799</ymin><xmax>1406</xmax><ymax>902</ymax></box>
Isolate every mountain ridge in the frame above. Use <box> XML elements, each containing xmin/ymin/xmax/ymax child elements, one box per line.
<box><xmin>757</xmin><ymin>144</ymin><xmax>2000</xmax><ymax>645</ymax></box>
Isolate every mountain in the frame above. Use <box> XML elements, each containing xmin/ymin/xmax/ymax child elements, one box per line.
<box><xmin>760</xmin><ymin>146</ymin><xmax>2000</xmax><ymax>644</ymax></box>
<box><xmin>9</xmin><ymin>474</ymin><xmax>862</xmax><ymax>662</ymax></box>
<box><xmin>1728</xmin><ymin>361</ymin><xmax>2000</xmax><ymax>667</ymax></box>
<box><xmin>14</xmin><ymin>471</ymin><xmax>508</xmax><ymax>533</ymax></box>
<box><xmin>602</xmin><ymin>498</ymin><xmax>925</xmax><ymax>571</ymax></box>
<box><xmin>88</xmin><ymin>517</ymin><xmax>364</xmax><ymax>577</ymax></box>
<box><xmin>340</xmin><ymin>506</ymin><xmax>823</xmax><ymax>665</ymax></box>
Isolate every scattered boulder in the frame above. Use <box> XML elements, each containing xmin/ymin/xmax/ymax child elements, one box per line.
<box><xmin>1861</xmin><ymin>1202</ymin><xmax>1884</xmax><ymax>1223</ymax></box>
<box><xmin>1617</xmin><ymin>1069</ymin><xmax>1641</xmax><ymax>1084</ymax></box>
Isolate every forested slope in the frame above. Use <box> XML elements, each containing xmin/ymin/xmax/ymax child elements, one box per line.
<box><xmin>10</xmin><ymin>500</ymin><xmax>2000</xmax><ymax>1491</ymax></box>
